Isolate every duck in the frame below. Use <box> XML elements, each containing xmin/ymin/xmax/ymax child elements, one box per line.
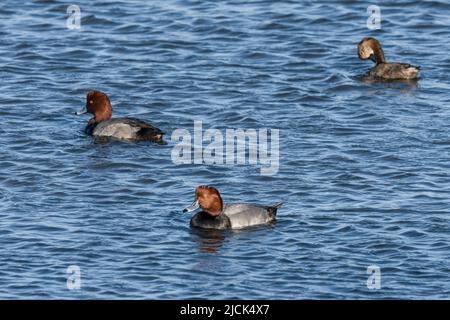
<box><xmin>183</xmin><ymin>185</ymin><xmax>282</xmax><ymax>230</ymax></box>
<box><xmin>75</xmin><ymin>90</ymin><xmax>163</xmax><ymax>142</ymax></box>
<box><xmin>357</xmin><ymin>37</ymin><xmax>420</xmax><ymax>80</ymax></box>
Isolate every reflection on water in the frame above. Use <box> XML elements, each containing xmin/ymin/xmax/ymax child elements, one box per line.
<box><xmin>191</xmin><ymin>227</ymin><xmax>227</xmax><ymax>254</ymax></box>
<box><xmin>358</xmin><ymin>75</ymin><xmax>419</xmax><ymax>91</ymax></box>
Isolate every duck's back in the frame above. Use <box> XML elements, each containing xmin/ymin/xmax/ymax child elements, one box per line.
<box><xmin>93</xmin><ymin>118</ymin><xmax>163</xmax><ymax>141</ymax></box>
<box><xmin>370</xmin><ymin>62</ymin><xmax>420</xmax><ymax>80</ymax></box>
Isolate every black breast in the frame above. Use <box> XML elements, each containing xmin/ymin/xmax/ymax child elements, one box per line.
<box><xmin>190</xmin><ymin>212</ymin><xmax>231</xmax><ymax>230</ymax></box>
<box><xmin>85</xmin><ymin>119</ymin><xmax>97</xmax><ymax>135</ymax></box>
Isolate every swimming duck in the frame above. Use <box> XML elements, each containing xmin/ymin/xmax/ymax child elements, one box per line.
<box><xmin>357</xmin><ymin>37</ymin><xmax>420</xmax><ymax>80</ymax></box>
<box><xmin>183</xmin><ymin>185</ymin><xmax>282</xmax><ymax>230</ymax></box>
<box><xmin>75</xmin><ymin>90</ymin><xmax>163</xmax><ymax>142</ymax></box>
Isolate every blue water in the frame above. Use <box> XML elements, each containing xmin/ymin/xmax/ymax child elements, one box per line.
<box><xmin>0</xmin><ymin>0</ymin><xmax>449</xmax><ymax>299</ymax></box>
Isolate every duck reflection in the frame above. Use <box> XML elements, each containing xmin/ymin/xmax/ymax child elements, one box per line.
<box><xmin>354</xmin><ymin>74</ymin><xmax>419</xmax><ymax>92</ymax></box>
<box><xmin>190</xmin><ymin>223</ymin><xmax>277</xmax><ymax>254</ymax></box>
<box><xmin>190</xmin><ymin>228</ymin><xmax>227</xmax><ymax>253</ymax></box>
<box><xmin>360</xmin><ymin>76</ymin><xmax>419</xmax><ymax>89</ymax></box>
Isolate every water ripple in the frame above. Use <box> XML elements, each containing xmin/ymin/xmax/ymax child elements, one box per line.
<box><xmin>0</xmin><ymin>0</ymin><xmax>449</xmax><ymax>299</ymax></box>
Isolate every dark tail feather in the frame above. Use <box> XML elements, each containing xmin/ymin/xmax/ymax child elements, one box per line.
<box><xmin>267</xmin><ymin>202</ymin><xmax>283</xmax><ymax>218</ymax></box>
<box><xmin>137</xmin><ymin>127</ymin><xmax>164</xmax><ymax>142</ymax></box>
<box><xmin>406</xmin><ymin>63</ymin><xmax>420</xmax><ymax>70</ymax></box>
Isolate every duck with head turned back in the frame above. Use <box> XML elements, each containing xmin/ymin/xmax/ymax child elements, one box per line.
<box><xmin>357</xmin><ymin>37</ymin><xmax>420</xmax><ymax>80</ymax></box>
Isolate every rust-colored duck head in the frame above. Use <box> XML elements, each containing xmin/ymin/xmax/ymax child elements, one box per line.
<box><xmin>75</xmin><ymin>90</ymin><xmax>113</xmax><ymax>123</ymax></box>
<box><xmin>183</xmin><ymin>185</ymin><xmax>224</xmax><ymax>217</ymax></box>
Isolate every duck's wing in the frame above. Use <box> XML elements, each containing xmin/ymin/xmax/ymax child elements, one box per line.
<box><xmin>224</xmin><ymin>203</ymin><xmax>282</xmax><ymax>214</ymax></box>
<box><xmin>116</xmin><ymin>118</ymin><xmax>163</xmax><ymax>132</ymax></box>
<box><xmin>392</xmin><ymin>63</ymin><xmax>420</xmax><ymax>79</ymax></box>
<box><xmin>116</xmin><ymin>117</ymin><xmax>164</xmax><ymax>141</ymax></box>
<box><xmin>92</xmin><ymin>118</ymin><xmax>163</xmax><ymax>141</ymax></box>
<box><xmin>393</xmin><ymin>63</ymin><xmax>420</xmax><ymax>72</ymax></box>
<box><xmin>222</xmin><ymin>204</ymin><xmax>278</xmax><ymax>229</ymax></box>
<box><xmin>223</xmin><ymin>203</ymin><xmax>260</xmax><ymax>216</ymax></box>
<box><xmin>373</xmin><ymin>63</ymin><xmax>420</xmax><ymax>79</ymax></box>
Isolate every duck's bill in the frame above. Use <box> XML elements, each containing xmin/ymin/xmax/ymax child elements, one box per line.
<box><xmin>183</xmin><ymin>200</ymin><xmax>199</xmax><ymax>213</ymax></box>
<box><xmin>369</xmin><ymin>54</ymin><xmax>376</xmax><ymax>63</ymax></box>
<box><xmin>75</xmin><ymin>107</ymin><xmax>87</xmax><ymax>115</ymax></box>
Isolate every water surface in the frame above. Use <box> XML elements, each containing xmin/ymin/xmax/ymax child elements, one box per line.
<box><xmin>0</xmin><ymin>0</ymin><xmax>449</xmax><ymax>299</ymax></box>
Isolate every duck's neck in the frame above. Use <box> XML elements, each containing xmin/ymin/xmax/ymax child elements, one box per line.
<box><xmin>94</xmin><ymin>109</ymin><xmax>112</xmax><ymax>123</ymax></box>
<box><xmin>372</xmin><ymin>42</ymin><xmax>386</xmax><ymax>65</ymax></box>
<box><xmin>206</xmin><ymin>208</ymin><xmax>223</xmax><ymax>217</ymax></box>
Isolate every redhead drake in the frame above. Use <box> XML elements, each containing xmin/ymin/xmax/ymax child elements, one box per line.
<box><xmin>75</xmin><ymin>90</ymin><xmax>163</xmax><ymax>142</ymax></box>
<box><xmin>357</xmin><ymin>37</ymin><xmax>420</xmax><ymax>80</ymax></box>
<box><xmin>183</xmin><ymin>185</ymin><xmax>282</xmax><ymax>230</ymax></box>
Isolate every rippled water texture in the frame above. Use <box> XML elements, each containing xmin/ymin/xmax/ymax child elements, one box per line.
<box><xmin>0</xmin><ymin>0</ymin><xmax>449</xmax><ymax>299</ymax></box>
